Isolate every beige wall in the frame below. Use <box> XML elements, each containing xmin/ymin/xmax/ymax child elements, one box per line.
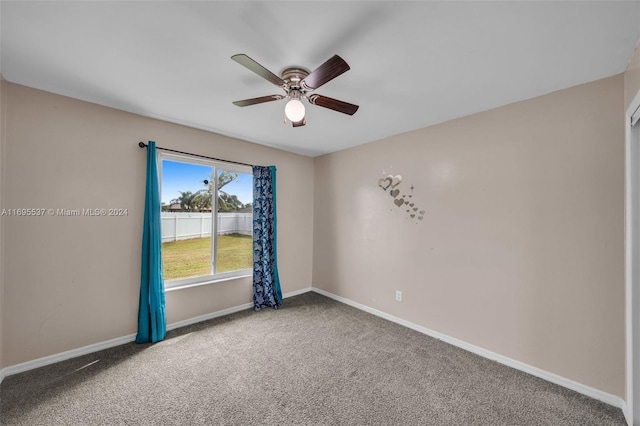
<box><xmin>0</xmin><ymin>67</ymin><xmax>630</xmax><ymax>399</ymax></box>
<box><xmin>313</xmin><ymin>75</ymin><xmax>625</xmax><ymax>397</ymax></box>
<box><xmin>626</xmin><ymin>42</ymin><xmax>640</xmax><ymax>111</ymax></box>
<box><xmin>3</xmin><ymin>83</ymin><xmax>314</xmax><ymax>366</ymax></box>
<box><xmin>0</xmin><ymin>75</ymin><xmax>6</xmax><ymax>371</ymax></box>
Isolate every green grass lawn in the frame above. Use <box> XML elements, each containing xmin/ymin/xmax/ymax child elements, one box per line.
<box><xmin>162</xmin><ymin>234</ymin><xmax>252</xmax><ymax>280</ymax></box>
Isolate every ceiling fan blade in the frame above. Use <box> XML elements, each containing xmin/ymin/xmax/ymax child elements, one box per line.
<box><xmin>301</xmin><ymin>55</ymin><xmax>350</xmax><ymax>91</ymax></box>
<box><xmin>308</xmin><ymin>94</ymin><xmax>359</xmax><ymax>115</ymax></box>
<box><xmin>231</xmin><ymin>54</ymin><xmax>286</xmax><ymax>87</ymax></box>
<box><xmin>292</xmin><ymin>118</ymin><xmax>306</xmax><ymax>127</ymax></box>
<box><xmin>233</xmin><ymin>94</ymin><xmax>284</xmax><ymax>107</ymax></box>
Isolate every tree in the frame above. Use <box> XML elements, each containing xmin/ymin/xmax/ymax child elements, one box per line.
<box><xmin>218</xmin><ymin>193</ymin><xmax>244</xmax><ymax>212</ymax></box>
<box><xmin>172</xmin><ymin>172</ymin><xmax>245</xmax><ymax>213</ymax></box>
<box><xmin>202</xmin><ymin>171</ymin><xmax>245</xmax><ymax>212</ymax></box>
<box><xmin>216</xmin><ymin>171</ymin><xmax>239</xmax><ymax>192</ymax></box>
<box><xmin>170</xmin><ymin>191</ymin><xmax>198</xmax><ymax>211</ymax></box>
<box><xmin>192</xmin><ymin>190</ymin><xmax>212</xmax><ymax>211</ymax></box>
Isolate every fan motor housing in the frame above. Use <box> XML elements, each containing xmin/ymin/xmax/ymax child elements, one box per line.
<box><xmin>281</xmin><ymin>67</ymin><xmax>310</xmax><ymax>90</ymax></box>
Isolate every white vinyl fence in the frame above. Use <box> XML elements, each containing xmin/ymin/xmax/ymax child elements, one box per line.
<box><xmin>162</xmin><ymin>212</ymin><xmax>252</xmax><ymax>242</ymax></box>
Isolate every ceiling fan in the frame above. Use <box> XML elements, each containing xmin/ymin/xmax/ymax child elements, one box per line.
<box><xmin>231</xmin><ymin>54</ymin><xmax>359</xmax><ymax>127</ymax></box>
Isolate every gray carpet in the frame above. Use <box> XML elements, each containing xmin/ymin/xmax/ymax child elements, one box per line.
<box><xmin>0</xmin><ymin>292</ymin><xmax>627</xmax><ymax>425</ymax></box>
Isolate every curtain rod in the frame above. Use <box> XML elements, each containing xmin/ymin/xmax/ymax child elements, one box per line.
<box><xmin>138</xmin><ymin>142</ymin><xmax>254</xmax><ymax>168</ymax></box>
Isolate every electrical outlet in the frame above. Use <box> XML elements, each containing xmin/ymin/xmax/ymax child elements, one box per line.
<box><xmin>395</xmin><ymin>290</ymin><xmax>402</xmax><ymax>302</ymax></box>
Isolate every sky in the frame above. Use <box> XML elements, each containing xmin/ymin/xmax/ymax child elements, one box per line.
<box><xmin>160</xmin><ymin>159</ymin><xmax>253</xmax><ymax>205</ymax></box>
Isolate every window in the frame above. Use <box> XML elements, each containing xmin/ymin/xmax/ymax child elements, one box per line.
<box><xmin>159</xmin><ymin>152</ymin><xmax>253</xmax><ymax>288</ymax></box>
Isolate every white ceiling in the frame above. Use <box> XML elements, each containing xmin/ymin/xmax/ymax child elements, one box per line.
<box><xmin>2</xmin><ymin>1</ymin><xmax>639</xmax><ymax>157</ymax></box>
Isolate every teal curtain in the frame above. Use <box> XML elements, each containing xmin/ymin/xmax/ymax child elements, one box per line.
<box><xmin>252</xmin><ymin>165</ymin><xmax>282</xmax><ymax>310</ymax></box>
<box><xmin>136</xmin><ymin>141</ymin><xmax>166</xmax><ymax>343</ymax></box>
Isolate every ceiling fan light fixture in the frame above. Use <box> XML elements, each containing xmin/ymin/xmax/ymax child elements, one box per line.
<box><xmin>285</xmin><ymin>98</ymin><xmax>305</xmax><ymax>122</ymax></box>
<box><xmin>231</xmin><ymin>54</ymin><xmax>358</xmax><ymax>127</ymax></box>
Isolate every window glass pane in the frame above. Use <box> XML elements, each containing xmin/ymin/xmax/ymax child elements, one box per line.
<box><xmin>159</xmin><ymin>155</ymin><xmax>253</xmax><ymax>286</ymax></box>
<box><xmin>215</xmin><ymin>169</ymin><xmax>253</xmax><ymax>273</ymax></box>
<box><xmin>160</xmin><ymin>159</ymin><xmax>214</xmax><ymax>281</ymax></box>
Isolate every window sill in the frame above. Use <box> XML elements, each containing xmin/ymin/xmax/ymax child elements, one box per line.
<box><xmin>165</xmin><ymin>273</ymin><xmax>252</xmax><ymax>292</ymax></box>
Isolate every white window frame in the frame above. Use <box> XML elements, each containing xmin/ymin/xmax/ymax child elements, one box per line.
<box><xmin>158</xmin><ymin>151</ymin><xmax>253</xmax><ymax>290</ymax></box>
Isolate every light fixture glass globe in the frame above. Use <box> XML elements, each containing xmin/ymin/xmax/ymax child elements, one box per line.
<box><xmin>285</xmin><ymin>99</ymin><xmax>305</xmax><ymax>122</ymax></box>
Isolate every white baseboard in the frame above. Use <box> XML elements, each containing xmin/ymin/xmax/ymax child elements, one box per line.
<box><xmin>282</xmin><ymin>286</ymin><xmax>313</xmax><ymax>299</ymax></box>
<box><xmin>166</xmin><ymin>286</ymin><xmax>312</xmax><ymax>331</ymax></box>
<box><xmin>311</xmin><ymin>287</ymin><xmax>627</xmax><ymax>412</ymax></box>
<box><xmin>166</xmin><ymin>302</ymin><xmax>254</xmax><ymax>331</ymax></box>
<box><xmin>0</xmin><ymin>286</ymin><xmax>313</xmax><ymax>383</ymax></box>
<box><xmin>1</xmin><ymin>332</ymin><xmax>138</xmax><ymax>381</ymax></box>
<box><xmin>1</xmin><ymin>285</ymin><xmax>624</xmax><ymax>416</ymax></box>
